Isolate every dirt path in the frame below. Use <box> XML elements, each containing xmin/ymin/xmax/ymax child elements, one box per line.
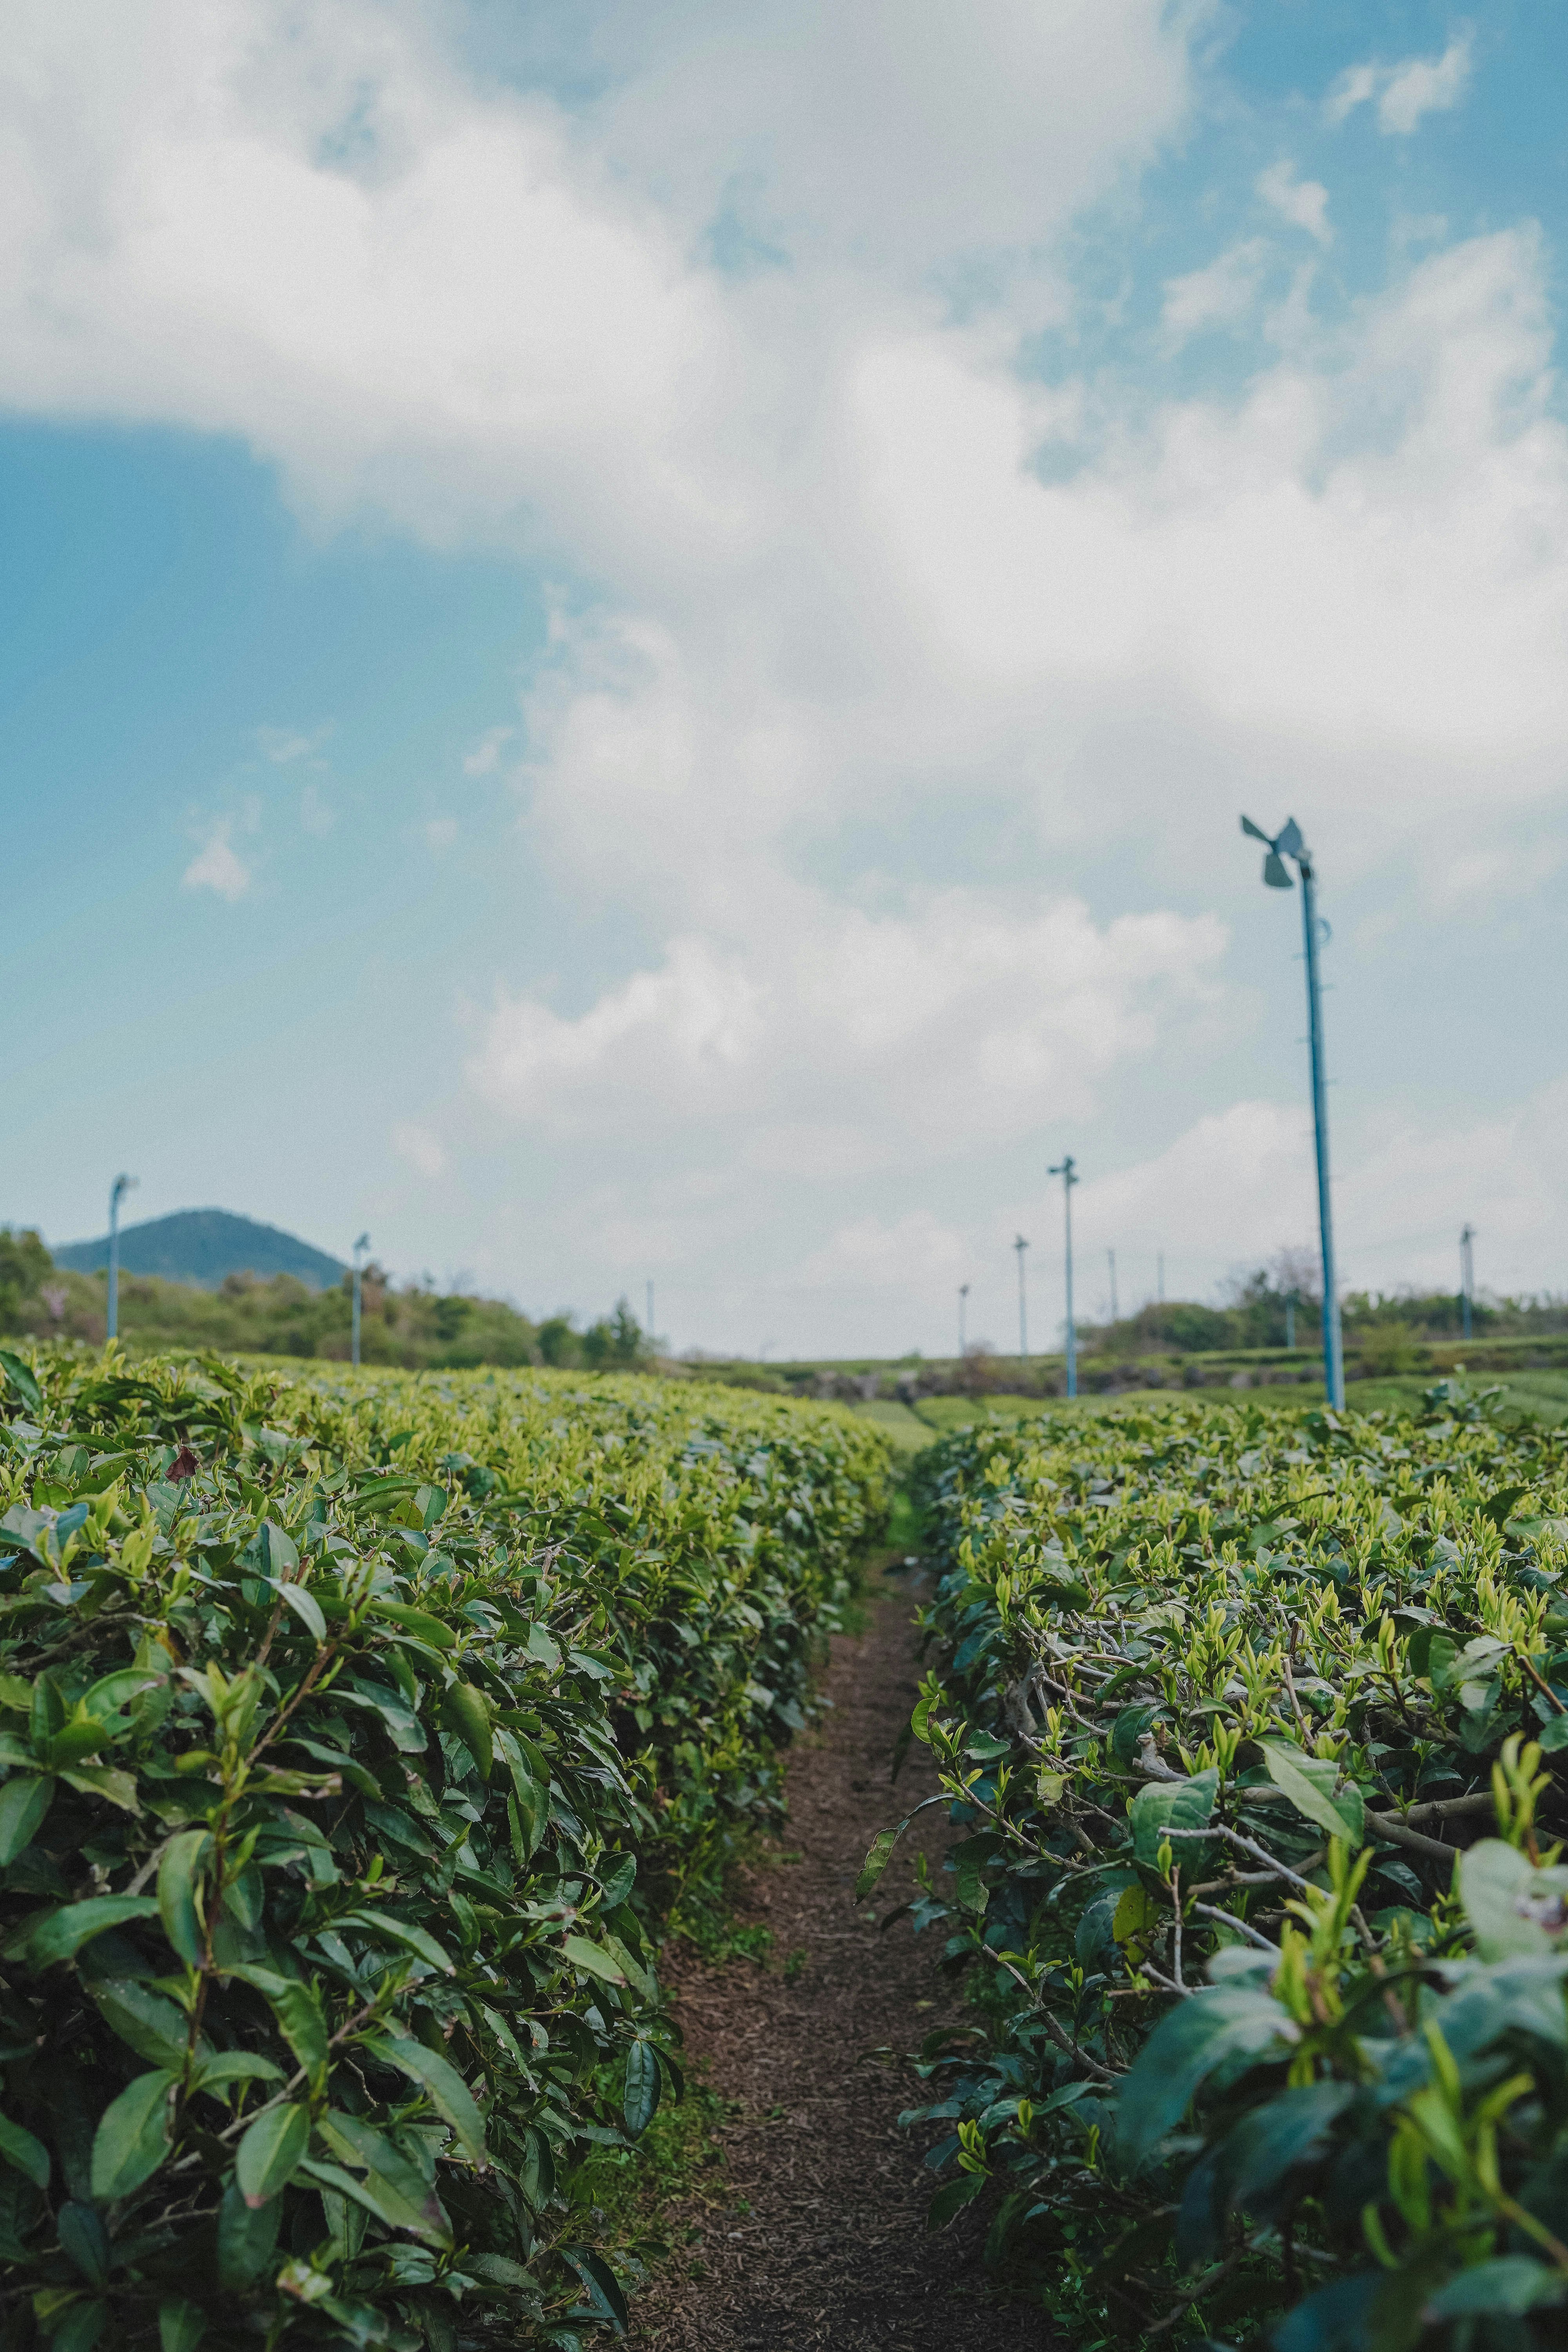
<box><xmin>634</xmin><ymin>1589</ymin><xmax>1043</xmax><ymax>2352</ymax></box>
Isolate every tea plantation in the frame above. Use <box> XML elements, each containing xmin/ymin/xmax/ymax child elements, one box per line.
<box><xmin>0</xmin><ymin>1348</ymin><xmax>888</xmax><ymax>2351</ymax></box>
<box><xmin>873</xmin><ymin>1383</ymin><xmax>1568</xmax><ymax>2348</ymax></box>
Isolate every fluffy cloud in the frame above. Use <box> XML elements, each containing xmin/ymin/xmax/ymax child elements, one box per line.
<box><xmin>468</xmin><ymin>896</ymin><xmax>1227</xmax><ymax>1171</ymax></box>
<box><xmin>1161</xmin><ymin>238</ymin><xmax>1272</xmax><ymax>345</ymax></box>
<box><xmin>1327</xmin><ymin>32</ymin><xmax>1474</xmax><ymax>136</ymax></box>
<box><xmin>5</xmin><ymin>4</ymin><xmax>1567</xmax><ymax>1338</ymax></box>
<box><xmin>1256</xmin><ymin>162</ymin><xmax>1331</xmax><ymax>245</ymax></box>
<box><xmin>182</xmin><ymin>819</ymin><xmax>251</xmax><ymax>902</ymax></box>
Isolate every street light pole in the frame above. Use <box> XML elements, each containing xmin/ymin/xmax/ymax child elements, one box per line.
<box><xmin>1459</xmin><ymin>1224</ymin><xmax>1475</xmax><ymax>1343</ymax></box>
<box><xmin>352</xmin><ymin>1233</ymin><xmax>370</xmax><ymax>1368</ymax></box>
<box><xmin>1240</xmin><ymin>815</ymin><xmax>1345</xmax><ymax>1409</ymax></box>
<box><xmin>106</xmin><ymin>1173</ymin><xmax>138</xmax><ymax>1343</ymax></box>
<box><xmin>958</xmin><ymin>1282</ymin><xmax>969</xmax><ymax>1362</ymax></box>
<box><xmin>1049</xmin><ymin>1156</ymin><xmax>1078</xmax><ymax>1399</ymax></box>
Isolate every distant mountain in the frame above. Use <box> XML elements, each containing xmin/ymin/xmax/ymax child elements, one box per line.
<box><xmin>52</xmin><ymin>1209</ymin><xmax>348</xmax><ymax>1293</ymax></box>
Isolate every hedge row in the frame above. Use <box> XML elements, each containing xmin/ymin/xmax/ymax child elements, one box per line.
<box><xmin>0</xmin><ymin>1347</ymin><xmax>889</xmax><ymax>2352</ymax></box>
<box><xmin>873</xmin><ymin>1385</ymin><xmax>1568</xmax><ymax>2350</ymax></box>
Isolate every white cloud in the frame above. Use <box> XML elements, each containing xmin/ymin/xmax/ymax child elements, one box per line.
<box><xmin>1161</xmin><ymin>238</ymin><xmax>1270</xmax><ymax>345</ymax></box>
<box><xmin>1324</xmin><ymin>63</ymin><xmax>1380</xmax><ymax>127</ymax></box>
<box><xmin>1067</xmin><ymin>1078</ymin><xmax>1568</xmax><ymax>1307</ymax></box>
<box><xmin>462</xmin><ymin>726</ymin><xmax>514</xmax><ymax>777</ymax></box>
<box><xmin>392</xmin><ymin>1122</ymin><xmax>448</xmax><ymax>1179</ymax></box>
<box><xmin>1256</xmin><ymin>161</ymin><xmax>1330</xmax><ymax>245</ymax></box>
<box><xmin>182</xmin><ymin>819</ymin><xmax>251</xmax><ymax>901</ymax></box>
<box><xmin>425</xmin><ymin>816</ymin><xmax>459</xmax><ymax>850</ymax></box>
<box><xmin>468</xmin><ymin>894</ymin><xmax>1226</xmax><ymax>1174</ymax></box>
<box><xmin>5</xmin><ymin>2</ymin><xmax>1568</xmax><ymax>1339</ymax></box>
<box><xmin>257</xmin><ymin>723</ymin><xmax>331</xmax><ymax>764</ymax></box>
<box><xmin>1327</xmin><ymin>32</ymin><xmax>1473</xmax><ymax>136</ymax></box>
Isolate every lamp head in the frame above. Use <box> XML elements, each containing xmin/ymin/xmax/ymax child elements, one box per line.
<box><xmin>1241</xmin><ymin>815</ymin><xmax>1303</xmax><ymax>889</ymax></box>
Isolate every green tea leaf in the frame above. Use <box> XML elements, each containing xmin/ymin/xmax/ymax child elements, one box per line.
<box><xmin>0</xmin><ymin>2112</ymin><xmax>49</xmax><ymax>2191</ymax></box>
<box><xmin>157</xmin><ymin>2297</ymin><xmax>208</xmax><ymax>2352</ymax></box>
<box><xmin>19</xmin><ymin>1894</ymin><xmax>158</xmax><ymax>1969</ymax></box>
<box><xmin>235</xmin><ymin>2101</ymin><xmax>309</xmax><ymax>2207</ymax></box>
<box><xmin>1254</xmin><ymin>1739</ymin><xmax>1364</xmax><ymax>1849</ymax></box>
<box><xmin>0</xmin><ymin>1773</ymin><xmax>53</xmax><ymax>1866</ymax></box>
<box><xmin>561</xmin><ymin>1934</ymin><xmax>626</xmax><ymax>1986</ymax></box>
<box><xmin>157</xmin><ymin>1829</ymin><xmax>209</xmax><ymax>1967</ymax></box>
<box><xmin>623</xmin><ymin>2040</ymin><xmax>660</xmax><ymax>2137</ymax></box>
<box><xmin>57</xmin><ymin>2202</ymin><xmax>110</xmax><ymax>2288</ymax></box>
<box><xmin>365</xmin><ymin>2035</ymin><xmax>486</xmax><ymax>2164</ymax></box>
<box><xmin>89</xmin><ymin>2071</ymin><xmax>175</xmax><ymax>2201</ymax></box>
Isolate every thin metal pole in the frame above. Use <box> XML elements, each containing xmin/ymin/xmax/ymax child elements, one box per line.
<box><xmin>958</xmin><ymin>1283</ymin><xmax>969</xmax><ymax>1360</ymax></box>
<box><xmin>1014</xmin><ymin>1237</ymin><xmax>1029</xmax><ymax>1362</ymax></box>
<box><xmin>1460</xmin><ymin>1225</ymin><xmax>1474</xmax><ymax>1343</ymax></box>
<box><xmin>1298</xmin><ymin>858</ymin><xmax>1344</xmax><ymax>1408</ymax></box>
<box><xmin>107</xmin><ymin>1172</ymin><xmax>136</xmax><ymax>1342</ymax></box>
<box><xmin>352</xmin><ymin>1233</ymin><xmax>370</xmax><ymax>1368</ymax></box>
<box><xmin>1051</xmin><ymin>1157</ymin><xmax>1078</xmax><ymax>1397</ymax></box>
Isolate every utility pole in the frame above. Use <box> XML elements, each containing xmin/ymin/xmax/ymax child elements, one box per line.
<box><xmin>1240</xmin><ymin>817</ymin><xmax>1345</xmax><ymax>1409</ymax></box>
<box><xmin>958</xmin><ymin>1282</ymin><xmax>969</xmax><ymax>1361</ymax></box>
<box><xmin>1013</xmin><ymin>1237</ymin><xmax>1029</xmax><ymax>1362</ymax></box>
<box><xmin>352</xmin><ymin>1233</ymin><xmax>370</xmax><ymax>1368</ymax></box>
<box><xmin>1049</xmin><ymin>1156</ymin><xmax>1078</xmax><ymax>1398</ymax></box>
<box><xmin>1459</xmin><ymin>1225</ymin><xmax>1475</xmax><ymax>1344</ymax></box>
<box><xmin>1107</xmin><ymin>1247</ymin><xmax>1118</xmax><ymax>1325</ymax></box>
<box><xmin>106</xmin><ymin>1172</ymin><xmax>138</xmax><ymax>1343</ymax></box>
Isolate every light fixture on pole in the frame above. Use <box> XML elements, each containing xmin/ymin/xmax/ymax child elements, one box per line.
<box><xmin>1240</xmin><ymin>815</ymin><xmax>1344</xmax><ymax>1409</ymax></box>
<box><xmin>1459</xmin><ymin>1224</ymin><xmax>1475</xmax><ymax>1344</ymax></box>
<box><xmin>1013</xmin><ymin>1236</ymin><xmax>1029</xmax><ymax>1363</ymax></box>
<box><xmin>1049</xmin><ymin>1155</ymin><xmax>1078</xmax><ymax>1399</ymax></box>
<box><xmin>106</xmin><ymin>1173</ymin><xmax>138</xmax><ymax>1343</ymax></box>
<box><xmin>958</xmin><ymin>1282</ymin><xmax>969</xmax><ymax>1361</ymax></box>
<box><xmin>351</xmin><ymin>1233</ymin><xmax>370</xmax><ymax>1369</ymax></box>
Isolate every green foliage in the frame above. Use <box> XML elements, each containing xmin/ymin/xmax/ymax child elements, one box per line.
<box><xmin>0</xmin><ymin>1348</ymin><xmax>889</xmax><ymax>2347</ymax></box>
<box><xmin>882</xmin><ymin>1385</ymin><xmax>1568</xmax><ymax>2347</ymax></box>
<box><xmin>0</xmin><ymin>1233</ymin><xmax>53</xmax><ymax>1341</ymax></box>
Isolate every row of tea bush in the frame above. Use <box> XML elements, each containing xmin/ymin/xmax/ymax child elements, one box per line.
<box><xmin>871</xmin><ymin>1384</ymin><xmax>1568</xmax><ymax>2350</ymax></box>
<box><xmin>0</xmin><ymin>1346</ymin><xmax>889</xmax><ymax>2352</ymax></box>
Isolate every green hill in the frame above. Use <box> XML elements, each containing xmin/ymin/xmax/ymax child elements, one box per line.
<box><xmin>52</xmin><ymin>1207</ymin><xmax>346</xmax><ymax>1291</ymax></box>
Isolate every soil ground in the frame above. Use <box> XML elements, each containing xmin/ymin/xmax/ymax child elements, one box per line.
<box><xmin>633</xmin><ymin>1586</ymin><xmax>1047</xmax><ymax>2352</ymax></box>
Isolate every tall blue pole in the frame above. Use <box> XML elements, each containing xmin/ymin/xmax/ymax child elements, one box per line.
<box><xmin>1297</xmin><ymin>855</ymin><xmax>1344</xmax><ymax>1409</ymax></box>
<box><xmin>352</xmin><ymin>1233</ymin><xmax>370</xmax><ymax>1368</ymax></box>
<box><xmin>106</xmin><ymin>1172</ymin><xmax>136</xmax><ymax>1343</ymax></box>
<box><xmin>1050</xmin><ymin>1155</ymin><xmax>1078</xmax><ymax>1397</ymax></box>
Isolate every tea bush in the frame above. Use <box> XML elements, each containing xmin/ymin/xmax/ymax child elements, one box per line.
<box><xmin>0</xmin><ymin>1347</ymin><xmax>888</xmax><ymax>2351</ymax></box>
<box><xmin>871</xmin><ymin>1385</ymin><xmax>1568</xmax><ymax>2349</ymax></box>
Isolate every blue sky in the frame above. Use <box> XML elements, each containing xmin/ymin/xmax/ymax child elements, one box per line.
<box><xmin>4</xmin><ymin>2</ymin><xmax>1567</xmax><ymax>1354</ymax></box>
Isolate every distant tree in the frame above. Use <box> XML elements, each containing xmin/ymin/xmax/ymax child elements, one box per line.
<box><xmin>537</xmin><ymin>1315</ymin><xmax>581</xmax><ymax>1367</ymax></box>
<box><xmin>582</xmin><ymin>1299</ymin><xmax>646</xmax><ymax>1368</ymax></box>
<box><xmin>0</xmin><ymin>1228</ymin><xmax>52</xmax><ymax>1336</ymax></box>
